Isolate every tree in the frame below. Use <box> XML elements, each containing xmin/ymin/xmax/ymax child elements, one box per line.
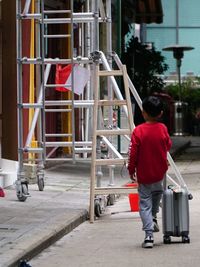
<box><xmin>122</xmin><ymin>37</ymin><xmax>168</xmax><ymax>99</ymax></box>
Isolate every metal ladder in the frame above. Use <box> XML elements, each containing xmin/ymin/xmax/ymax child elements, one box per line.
<box><xmin>89</xmin><ymin>62</ymin><xmax>138</xmax><ymax>223</ymax></box>
<box><xmin>41</xmin><ymin>1</ymin><xmax>76</xmax><ymax>162</ymax></box>
<box><xmin>89</xmin><ymin>50</ymin><xmax>193</xmax><ymax>222</ymax></box>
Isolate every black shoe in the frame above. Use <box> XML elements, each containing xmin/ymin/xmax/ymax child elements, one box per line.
<box><xmin>142</xmin><ymin>236</ymin><xmax>154</xmax><ymax>248</ymax></box>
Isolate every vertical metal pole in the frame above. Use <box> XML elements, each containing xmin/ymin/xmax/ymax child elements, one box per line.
<box><xmin>176</xmin><ymin>0</ymin><xmax>180</xmax><ymax>99</ymax></box>
<box><xmin>92</xmin><ymin>0</ymin><xmax>99</xmax><ymax>51</ymax></box>
<box><xmin>83</xmin><ymin>0</ymin><xmax>91</xmax><ymax>158</ymax></box>
<box><xmin>106</xmin><ymin>0</ymin><xmax>115</xmax><ymax>186</ymax></box>
<box><xmin>70</xmin><ymin>0</ymin><xmax>76</xmax><ymax>162</ymax></box>
<box><xmin>16</xmin><ymin>0</ymin><xmax>25</xmax><ymax>183</ymax></box>
<box><xmin>89</xmin><ymin>63</ymin><xmax>99</xmax><ymax>223</ymax></box>
<box><xmin>35</xmin><ymin>0</ymin><xmax>43</xmax><ymax>167</ymax></box>
<box><xmin>177</xmin><ymin>58</ymin><xmax>182</xmax><ymax>101</ymax></box>
<box><xmin>81</xmin><ymin>7</ymin><xmax>85</xmax><ymax>144</ymax></box>
<box><xmin>176</xmin><ymin>0</ymin><xmax>179</xmax><ymax>44</ymax></box>
<box><xmin>116</xmin><ymin>0</ymin><xmax>121</xmax><ymax>152</ymax></box>
<box><xmin>85</xmin><ymin>0</ymin><xmax>91</xmax><ymax>57</ymax></box>
<box><xmin>91</xmin><ymin>0</ymin><xmax>102</xmax><ymax>188</ymax></box>
<box><xmin>40</xmin><ymin>0</ymin><xmax>46</xmax><ymax>166</ymax></box>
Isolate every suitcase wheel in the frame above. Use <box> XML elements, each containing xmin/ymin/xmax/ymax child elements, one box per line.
<box><xmin>163</xmin><ymin>235</ymin><xmax>171</xmax><ymax>244</ymax></box>
<box><xmin>182</xmin><ymin>236</ymin><xmax>190</xmax><ymax>244</ymax></box>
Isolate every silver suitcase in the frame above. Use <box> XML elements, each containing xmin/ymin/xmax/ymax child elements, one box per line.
<box><xmin>162</xmin><ymin>186</ymin><xmax>190</xmax><ymax>244</ymax></box>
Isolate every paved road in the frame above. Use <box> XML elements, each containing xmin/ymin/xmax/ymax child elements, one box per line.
<box><xmin>29</xmin><ymin>138</ymin><xmax>200</xmax><ymax>267</ymax></box>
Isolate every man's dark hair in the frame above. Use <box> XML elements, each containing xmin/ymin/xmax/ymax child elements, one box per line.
<box><xmin>142</xmin><ymin>96</ymin><xmax>163</xmax><ymax>117</ymax></box>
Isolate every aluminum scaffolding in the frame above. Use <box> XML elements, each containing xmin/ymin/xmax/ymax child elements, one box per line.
<box><xmin>16</xmin><ymin>0</ymin><xmax>118</xmax><ymax>201</ymax></box>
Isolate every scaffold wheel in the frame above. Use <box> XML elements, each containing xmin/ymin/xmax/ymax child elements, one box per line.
<box><xmin>107</xmin><ymin>194</ymin><xmax>115</xmax><ymax>206</ymax></box>
<box><xmin>17</xmin><ymin>183</ymin><xmax>28</xmax><ymax>202</ymax></box>
<box><xmin>37</xmin><ymin>176</ymin><xmax>44</xmax><ymax>191</ymax></box>
<box><xmin>94</xmin><ymin>201</ymin><xmax>101</xmax><ymax>217</ymax></box>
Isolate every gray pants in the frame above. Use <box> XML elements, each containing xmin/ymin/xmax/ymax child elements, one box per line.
<box><xmin>138</xmin><ymin>179</ymin><xmax>164</xmax><ymax>237</ymax></box>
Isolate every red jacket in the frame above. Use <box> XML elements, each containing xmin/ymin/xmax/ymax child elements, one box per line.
<box><xmin>128</xmin><ymin>122</ymin><xmax>172</xmax><ymax>184</ymax></box>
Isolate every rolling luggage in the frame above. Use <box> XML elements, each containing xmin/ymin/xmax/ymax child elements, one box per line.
<box><xmin>162</xmin><ymin>186</ymin><xmax>190</xmax><ymax>244</ymax></box>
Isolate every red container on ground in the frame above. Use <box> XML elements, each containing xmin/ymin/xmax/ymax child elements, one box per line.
<box><xmin>129</xmin><ymin>193</ymin><xmax>139</xmax><ymax>212</ymax></box>
<box><xmin>125</xmin><ymin>182</ymin><xmax>140</xmax><ymax>212</ymax></box>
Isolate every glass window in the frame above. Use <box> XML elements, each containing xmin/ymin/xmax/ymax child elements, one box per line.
<box><xmin>146</xmin><ymin>28</ymin><xmax>176</xmax><ymax>74</ymax></box>
<box><xmin>179</xmin><ymin>0</ymin><xmax>200</xmax><ymax>26</ymax></box>
<box><xmin>179</xmin><ymin>29</ymin><xmax>200</xmax><ymax>75</ymax></box>
<box><xmin>162</xmin><ymin>0</ymin><xmax>176</xmax><ymax>26</ymax></box>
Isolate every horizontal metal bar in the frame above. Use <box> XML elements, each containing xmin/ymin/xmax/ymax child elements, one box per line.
<box><xmin>19</xmin><ymin>57</ymin><xmax>91</xmax><ymax>65</ymax></box>
<box><xmin>19</xmin><ymin>57</ymin><xmax>43</xmax><ymax>64</ymax></box>
<box><xmin>95</xmin><ymin>158</ymin><xmax>127</xmax><ymax>166</ymax></box>
<box><xmin>73</xmin><ymin>12</ymin><xmax>94</xmax><ymax>18</ymax></box>
<box><xmin>74</xmin><ymin>148</ymin><xmax>92</xmax><ymax>152</ymax></box>
<box><xmin>45</xmin><ymin>109</ymin><xmax>72</xmax><ymax>112</ymax></box>
<box><xmin>43</xmin><ymin>34</ymin><xmax>71</xmax><ymax>38</ymax></box>
<box><xmin>19</xmin><ymin>11</ymin><xmax>94</xmax><ymax>19</ymax></box>
<box><xmin>98</xmin><ymin>100</ymin><xmax>127</xmax><ymax>106</ymax></box>
<box><xmin>45</xmin><ymin>158</ymin><xmax>73</xmax><ymax>161</ymax></box>
<box><xmin>45</xmin><ymin>100</ymin><xmax>94</xmax><ymax>107</ymax></box>
<box><xmin>19</xmin><ymin>13</ymin><xmax>41</xmax><ymax>19</ymax></box>
<box><xmin>22</xmin><ymin>148</ymin><xmax>44</xmax><ymax>153</ymax></box>
<box><xmin>98</xmin><ymin>70</ymin><xmax>123</xmax><ymax>77</ymax></box>
<box><xmin>95</xmin><ymin>187</ymin><xmax>138</xmax><ymax>195</ymax></box>
<box><xmin>19</xmin><ymin>12</ymin><xmax>105</xmax><ymax>22</ymax></box>
<box><xmin>45</xmin><ymin>157</ymin><xmax>90</xmax><ymax>162</ymax></box>
<box><xmin>42</xmin><ymin>17</ymin><xmax>103</xmax><ymax>24</ymax></box>
<box><xmin>45</xmin><ymin>133</ymin><xmax>72</xmax><ymax>137</ymax></box>
<box><xmin>20</xmin><ymin>103</ymin><xmax>43</xmax><ymax>108</ymax></box>
<box><xmin>45</xmin><ymin>84</ymin><xmax>71</xmax><ymax>88</ymax></box>
<box><xmin>45</xmin><ymin>141</ymin><xmax>92</xmax><ymax>147</ymax></box>
<box><xmin>96</xmin><ymin>129</ymin><xmax>130</xmax><ymax>136</ymax></box>
<box><xmin>20</xmin><ymin>11</ymin><xmax>95</xmax><ymax>19</ymax></box>
<box><xmin>43</xmin><ymin>10</ymin><xmax>71</xmax><ymax>14</ymax></box>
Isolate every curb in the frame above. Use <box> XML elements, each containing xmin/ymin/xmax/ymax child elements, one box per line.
<box><xmin>7</xmin><ymin>210</ymin><xmax>88</xmax><ymax>267</ymax></box>
<box><xmin>171</xmin><ymin>140</ymin><xmax>191</xmax><ymax>159</ymax></box>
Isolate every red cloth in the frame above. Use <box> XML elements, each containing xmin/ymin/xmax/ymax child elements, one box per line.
<box><xmin>128</xmin><ymin>122</ymin><xmax>172</xmax><ymax>184</ymax></box>
<box><xmin>55</xmin><ymin>64</ymin><xmax>72</xmax><ymax>92</ymax></box>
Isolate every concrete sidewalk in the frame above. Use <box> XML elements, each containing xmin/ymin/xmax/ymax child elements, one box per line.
<box><xmin>0</xmin><ymin>136</ymin><xmax>196</xmax><ymax>267</ymax></box>
<box><xmin>30</xmin><ymin>186</ymin><xmax>200</xmax><ymax>267</ymax></box>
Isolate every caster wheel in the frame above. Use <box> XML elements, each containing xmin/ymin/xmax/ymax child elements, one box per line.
<box><xmin>182</xmin><ymin>236</ymin><xmax>190</xmax><ymax>243</ymax></box>
<box><xmin>94</xmin><ymin>202</ymin><xmax>101</xmax><ymax>217</ymax></box>
<box><xmin>17</xmin><ymin>184</ymin><xmax>28</xmax><ymax>202</ymax></box>
<box><xmin>37</xmin><ymin>177</ymin><xmax>44</xmax><ymax>191</ymax></box>
<box><xmin>163</xmin><ymin>235</ymin><xmax>171</xmax><ymax>244</ymax></box>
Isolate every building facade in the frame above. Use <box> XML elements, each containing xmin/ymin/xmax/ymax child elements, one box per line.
<box><xmin>0</xmin><ymin>0</ymin><xmax>164</xmax><ymax>161</ymax></box>
<box><xmin>145</xmin><ymin>0</ymin><xmax>200</xmax><ymax>76</ymax></box>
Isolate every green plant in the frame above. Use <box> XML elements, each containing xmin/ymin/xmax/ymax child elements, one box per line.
<box><xmin>164</xmin><ymin>77</ymin><xmax>200</xmax><ymax>134</ymax></box>
<box><xmin>122</xmin><ymin>37</ymin><xmax>169</xmax><ymax>98</ymax></box>
<box><xmin>164</xmin><ymin>78</ymin><xmax>200</xmax><ymax>114</ymax></box>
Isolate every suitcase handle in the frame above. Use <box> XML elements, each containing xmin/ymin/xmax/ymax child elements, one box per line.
<box><xmin>167</xmin><ymin>185</ymin><xmax>193</xmax><ymax>200</ymax></box>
